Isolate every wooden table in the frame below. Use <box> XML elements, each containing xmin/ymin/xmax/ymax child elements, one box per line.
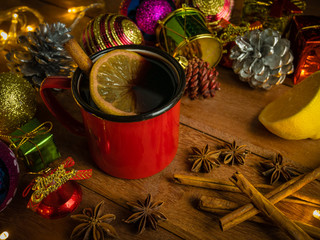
<box><xmin>1</xmin><ymin>0</ymin><xmax>320</xmax><ymax>239</ymax></box>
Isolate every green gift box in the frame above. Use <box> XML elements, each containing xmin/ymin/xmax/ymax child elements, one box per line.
<box><xmin>10</xmin><ymin>118</ymin><xmax>60</xmax><ymax>172</ymax></box>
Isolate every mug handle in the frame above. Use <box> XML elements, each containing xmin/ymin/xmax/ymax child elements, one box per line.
<box><xmin>40</xmin><ymin>76</ymin><xmax>85</xmax><ymax>136</ymax></box>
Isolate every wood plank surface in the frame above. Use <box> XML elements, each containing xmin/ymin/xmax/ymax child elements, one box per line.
<box><xmin>0</xmin><ymin>0</ymin><xmax>320</xmax><ymax>239</ymax></box>
<box><xmin>180</xmin><ymin>67</ymin><xmax>320</xmax><ymax>169</ymax></box>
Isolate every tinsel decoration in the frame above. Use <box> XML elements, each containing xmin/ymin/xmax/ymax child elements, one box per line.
<box><xmin>184</xmin><ymin>56</ymin><xmax>220</xmax><ymax>99</ymax></box>
<box><xmin>6</xmin><ymin>22</ymin><xmax>76</xmax><ymax>87</ymax></box>
<box><xmin>230</xmin><ymin>28</ymin><xmax>294</xmax><ymax>90</ymax></box>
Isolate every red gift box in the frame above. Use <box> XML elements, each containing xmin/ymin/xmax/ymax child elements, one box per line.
<box><xmin>288</xmin><ymin>15</ymin><xmax>320</xmax><ymax>84</ymax></box>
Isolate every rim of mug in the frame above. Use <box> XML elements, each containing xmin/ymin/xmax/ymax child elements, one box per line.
<box><xmin>71</xmin><ymin>44</ymin><xmax>186</xmax><ymax>122</ymax></box>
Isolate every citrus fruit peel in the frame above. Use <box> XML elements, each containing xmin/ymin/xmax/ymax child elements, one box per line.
<box><xmin>258</xmin><ymin>71</ymin><xmax>320</xmax><ymax>140</ymax></box>
<box><xmin>90</xmin><ymin>49</ymin><xmax>146</xmax><ymax>116</ymax></box>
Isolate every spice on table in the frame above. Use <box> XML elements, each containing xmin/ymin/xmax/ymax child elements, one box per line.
<box><xmin>199</xmin><ymin>195</ymin><xmax>320</xmax><ymax>239</ymax></box>
<box><xmin>188</xmin><ymin>145</ymin><xmax>221</xmax><ymax>173</ymax></box>
<box><xmin>220</xmin><ymin>166</ymin><xmax>320</xmax><ymax>231</ymax></box>
<box><xmin>123</xmin><ymin>194</ymin><xmax>167</xmax><ymax>234</ymax></box>
<box><xmin>219</xmin><ymin>141</ymin><xmax>249</xmax><ymax>165</ymax></box>
<box><xmin>173</xmin><ymin>174</ymin><xmax>273</xmax><ymax>192</ymax></box>
<box><xmin>70</xmin><ymin>201</ymin><xmax>118</xmax><ymax>240</ymax></box>
<box><xmin>230</xmin><ymin>172</ymin><xmax>312</xmax><ymax>240</ymax></box>
<box><xmin>260</xmin><ymin>153</ymin><xmax>300</xmax><ymax>185</ymax></box>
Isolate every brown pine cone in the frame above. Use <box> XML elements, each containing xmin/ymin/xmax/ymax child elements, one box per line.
<box><xmin>184</xmin><ymin>56</ymin><xmax>220</xmax><ymax>100</ymax></box>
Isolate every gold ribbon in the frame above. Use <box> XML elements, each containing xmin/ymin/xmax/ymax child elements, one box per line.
<box><xmin>0</xmin><ymin>121</ymin><xmax>53</xmax><ymax>167</ymax></box>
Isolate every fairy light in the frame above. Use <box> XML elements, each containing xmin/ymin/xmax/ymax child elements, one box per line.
<box><xmin>68</xmin><ymin>2</ymin><xmax>105</xmax><ymax>29</ymax></box>
<box><xmin>0</xmin><ymin>6</ymin><xmax>43</xmax><ymax>50</ymax></box>
<box><xmin>26</xmin><ymin>25</ymin><xmax>34</xmax><ymax>32</ymax></box>
<box><xmin>68</xmin><ymin>6</ymin><xmax>87</xmax><ymax>14</ymax></box>
<box><xmin>314</xmin><ymin>210</ymin><xmax>320</xmax><ymax>220</ymax></box>
<box><xmin>0</xmin><ymin>231</ymin><xmax>9</xmax><ymax>240</ymax></box>
<box><xmin>0</xmin><ymin>31</ymin><xmax>7</xmax><ymax>41</ymax></box>
<box><xmin>8</xmin><ymin>13</ymin><xmax>19</xmax><ymax>39</ymax></box>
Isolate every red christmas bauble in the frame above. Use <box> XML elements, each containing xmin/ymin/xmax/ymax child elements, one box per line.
<box><xmin>36</xmin><ymin>181</ymin><xmax>82</xmax><ymax>219</ymax></box>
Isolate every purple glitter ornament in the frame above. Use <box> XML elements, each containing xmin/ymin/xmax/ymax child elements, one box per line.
<box><xmin>0</xmin><ymin>140</ymin><xmax>19</xmax><ymax>212</ymax></box>
<box><xmin>136</xmin><ymin>0</ymin><xmax>174</xmax><ymax>35</ymax></box>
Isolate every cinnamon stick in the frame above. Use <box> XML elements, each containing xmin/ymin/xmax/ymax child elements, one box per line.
<box><xmin>199</xmin><ymin>195</ymin><xmax>240</xmax><ymax>212</ymax></box>
<box><xmin>173</xmin><ymin>174</ymin><xmax>320</xmax><ymax>207</ymax></box>
<box><xmin>220</xmin><ymin>166</ymin><xmax>320</xmax><ymax>231</ymax></box>
<box><xmin>199</xmin><ymin>196</ymin><xmax>320</xmax><ymax>239</ymax></box>
<box><xmin>230</xmin><ymin>172</ymin><xmax>312</xmax><ymax>240</ymax></box>
<box><xmin>64</xmin><ymin>38</ymin><xmax>92</xmax><ymax>76</ymax></box>
<box><xmin>173</xmin><ymin>174</ymin><xmax>273</xmax><ymax>193</ymax></box>
<box><xmin>291</xmin><ymin>192</ymin><xmax>320</xmax><ymax>206</ymax></box>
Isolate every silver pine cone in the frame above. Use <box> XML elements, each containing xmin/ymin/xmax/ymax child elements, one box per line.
<box><xmin>6</xmin><ymin>22</ymin><xmax>76</xmax><ymax>87</ymax></box>
<box><xmin>230</xmin><ymin>28</ymin><xmax>294</xmax><ymax>90</ymax></box>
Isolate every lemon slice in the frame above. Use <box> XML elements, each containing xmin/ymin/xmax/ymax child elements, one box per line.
<box><xmin>259</xmin><ymin>71</ymin><xmax>320</xmax><ymax>140</ymax></box>
<box><xmin>90</xmin><ymin>49</ymin><xmax>146</xmax><ymax>116</ymax></box>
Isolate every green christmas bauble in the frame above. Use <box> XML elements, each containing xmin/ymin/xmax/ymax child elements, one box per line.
<box><xmin>0</xmin><ymin>73</ymin><xmax>37</xmax><ymax>134</ymax></box>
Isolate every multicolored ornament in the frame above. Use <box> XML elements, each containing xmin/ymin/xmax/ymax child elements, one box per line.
<box><xmin>156</xmin><ymin>6</ymin><xmax>223</xmax><ymax>67</ymax></box>
<box><xmin>119</xmin><ymin>0</ymin><xmax>132</xmax><ymax>16</ymax></box>
<box><xmin>0</xmin><ymin>73</ymin><xmax>36</xmax><ymax>135</ymax></box>
<box><xmin>136</xmin><ymin>0</ymin><xmax>175</xmax><ymax>35</ymax></box>
<box><xmin>230</xmin><ymin>28</ymin><xmax>294</xmax><ymax>90</ymax></box>
<box><xmin>80</xmin><ymin>13</ymin><xmax>143</xmax><ymax>56</ymax></box>
<box><xmin>23</xmin><ymin>157</ymin><xmax>92</xmax><ymax>219</ymax></box>
<box><xmin>0</xmin><ymin>140</ymin><xmax>20</xmax><ymax>212</ymax></box>
<box><xmin>192</xmin><ymin>0</ymin><xmax>234</xmax><ymax>22</ymax></box>
<box><xmin>241</xmin><ymin>0</ymin><xmax>305</xmax><ymax>35</ymax></box>
<box><xmin>7</xmin><ymin>119</ymin><xmax>60</xmax><ymax>173</ymax></box>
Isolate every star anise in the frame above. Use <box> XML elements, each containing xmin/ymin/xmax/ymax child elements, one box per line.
<box><xmin>124</xmin><ymin>194</ymin><xmax>167</xmax><ymax>234</ymax></box>
<box><xmin>70</xmin><ymin>201</ymin><xmax>118</xmax><ymax>240</ymax></box>
<box><xmin>219</xmin><ymin>141</ymin><xmax>249</xmax><ymax>165</ymax></box>
<box><xmin>188</xmin><ymin>145</ymin><xmax>221</xmax><ymax>173</ymax></box>
<box><xmin>260</xmin><ymin>153</ymin><xmax>300</xmax><ymax>185</ymax></box>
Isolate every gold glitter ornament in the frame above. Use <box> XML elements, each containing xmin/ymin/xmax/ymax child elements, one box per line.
<box><xmin>0</xmin><ymin>73</ymin><xmax>36</xmax><ymax>134</ymax></box>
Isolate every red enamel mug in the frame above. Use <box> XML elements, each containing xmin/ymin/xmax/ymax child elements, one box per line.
<box><xmin>40</xmin><ymin>45</ymin><xmax>185</xmax><ymax>179</ymax></box>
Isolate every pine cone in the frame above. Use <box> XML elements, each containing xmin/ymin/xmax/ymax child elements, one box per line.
<box><xmin>6</xmin><ymin>22</ymin><xmax>76</xmax><ymax>87</ymax></box>
<box><xmin>230</xmin><ymin>28</ymin><xmax>294</xmax><ymax>90</ymax></box>
<box><xmin>184</xmin><ymin>56</ymin><xmax>220</xmax><ymax>100</ymax></box>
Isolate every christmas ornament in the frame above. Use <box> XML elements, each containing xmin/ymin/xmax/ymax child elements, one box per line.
<box><xmin>156</xmin><ymin>6</ymin><xmax>223</xmax><ymax>67</ymax></box>
<box><xmin>70</xmin><ymin>201</ymin><xmax>118</xmax><ymax>240</ymax></box>
<box><xmin>288</xmin><ymin>15</ymin><xmax>320</xmax><ymax>85</ymax></box>
<box><xmin>124</xmin><ymin>194</ymin><xmax>167</xmax><ymax>234</ymax></box>
<box><xmin>241</xmin><ymin>0</ymin><xmax>305</xmax><ymax>35</ymax></box>
<box><xmin>230</xmin><ymin>28</ymin><xmax>294</xmax><ymax>89</ymax></box>
<box><xmin>0</xmin><ymin>72</ymin><xmax>36</xmax><ymax>134</ymax></box>
<box><xmin>184</xmin><ymin>56</ymin><xmax>220</xmax><ymax>99</ymax></box>
<box><xmin>80</xmin><ymin>13</ymin><xmax>143</xmax><ymax>56</ymax></box>
<box><xmin>208</xmin><ymin>19</ymin><xmax>263</xmax><ymax>68</ymax></box>
<box><xmin>4</xmin><ymin>119</ymin><xmax>60</xmax><ymax>173</ymax></box>
<box><xmin>0</xmin><ymin>140</ymin><xmax>19</xmax><ymax>212</ymax></box>
<box><xmin>192</xmin><ymin>0</ymin><xmax>234</xmax><ymax>22</ymax></box>
<box><xmin>136</xmin><ymin>0</ymin><xmax>175</xmax><ymax>35</ymax></box>
<box><xmin>6</xmin><ymin>22</ymin><xmax>76</xmax><ymax>87</ymax></box>
<box><xmin>119</xmin><ymin>0</ymin><xmax>132</xmax><ymax>16</ymax></box>
<box><xmin>22</xmin><ymin>157</ymin><xmax>92</xmax><ymax>219</ymax></box>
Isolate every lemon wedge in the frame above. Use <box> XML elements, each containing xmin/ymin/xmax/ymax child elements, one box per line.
<box><xmin>259</xmin><ymin>71</ymin><xmax>320</xmax><ymax>140</ymax></box>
